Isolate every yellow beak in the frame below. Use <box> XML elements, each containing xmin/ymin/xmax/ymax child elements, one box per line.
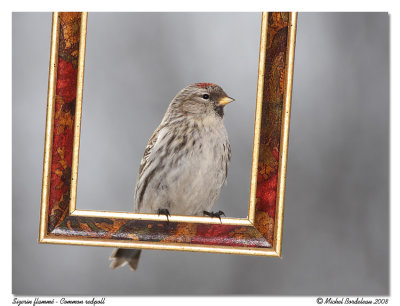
<box><xmin>218</xmin><ymin>96</ymin><xmax>235</xmax><ymax>106</ymax></box>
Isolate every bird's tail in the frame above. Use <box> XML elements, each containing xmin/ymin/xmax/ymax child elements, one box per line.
<box><xmin>109</xmin><ymin>248</ymin><xmax>142</xmax><ymax>271</ymax></box>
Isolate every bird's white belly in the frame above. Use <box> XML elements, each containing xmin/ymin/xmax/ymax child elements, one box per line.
<box><xmin>138</xmin><ymin>130</ymin><xmax>229</xmax><ymax>216</ymax></box>
<box><xmin>165</xmin><ymin>146</ymin><xmax>225</xmax><ymax>215</ymax></box>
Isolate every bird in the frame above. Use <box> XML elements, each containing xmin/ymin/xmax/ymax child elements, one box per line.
<box><xmin>109</xmin><ymin>83</ymin><xmax>234</xmax><ymax>270</ymax></box>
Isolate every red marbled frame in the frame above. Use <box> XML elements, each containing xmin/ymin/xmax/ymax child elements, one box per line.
<box><xmin>39</xmin><ymin>12</ymin><xmax>297</xmax><ymax>257</ymax></box>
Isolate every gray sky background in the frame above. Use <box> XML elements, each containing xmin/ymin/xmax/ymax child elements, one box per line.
<box><xmin>12</xmin><ymin>12</ymin><xmax>389</xmax><ymax>295</ymax></box>
<box><xmin>78</xmin><ymin>13</ymin><xmax>260</xmax><ymax>217</ymax></box>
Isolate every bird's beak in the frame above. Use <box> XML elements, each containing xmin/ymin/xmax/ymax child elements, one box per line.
<box><xmin>218</xmin><ymin>96</ymin><xmax>235</xmax><ymax>106</ymax></box>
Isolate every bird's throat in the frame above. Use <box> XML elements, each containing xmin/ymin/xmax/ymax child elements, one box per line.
<box><xmin>213</xmin><ymin>105</ymin><xmax>224</xmax><ymax>118</ymax></box>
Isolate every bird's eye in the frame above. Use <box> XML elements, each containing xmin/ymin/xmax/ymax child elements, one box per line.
<box><xmin>202</xmin><ymin>94</ymin><xmax>210</xmax><ymax>100</ymax></box>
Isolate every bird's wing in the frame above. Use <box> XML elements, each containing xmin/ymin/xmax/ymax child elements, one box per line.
<box><xmin>134</xmin><ymin>124</ymin><xmax>170</xmax><ymax>212</ymax></box>
<box><xmin>137</xmin><ymin>125</ymin><xmax>162</xmax><ymax>179</ymax></box>
<box><xmin>134</xmin><ymin>126</ymin><xmax>161</xmax><ymax>212</ymax></box>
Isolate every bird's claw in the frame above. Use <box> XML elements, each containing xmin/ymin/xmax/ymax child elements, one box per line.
<box><xmin>203</xmin><ymin>210</ymin><xmax>225</xmax><ymax>222</ymax></box>
<box><xmin>157</xmin><ymin>208</ymin><xmax>171</xmax><ymax>222</ymax></box>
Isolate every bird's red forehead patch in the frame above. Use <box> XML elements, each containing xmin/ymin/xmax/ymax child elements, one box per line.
<box><xmin>195</xmin><ymin>83</ymin><xmax>216</xmax><ymax>89</ymax></box>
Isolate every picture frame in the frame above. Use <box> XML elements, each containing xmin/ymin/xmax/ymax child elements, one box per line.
<box><xmin>39</xmin><ymin>12</ymin><xmax>297</xmax><ymax>257</ymax></box>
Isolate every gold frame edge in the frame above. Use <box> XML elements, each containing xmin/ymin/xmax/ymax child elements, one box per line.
<box><xmin>69</xmin><ymin>12</ymin><xmax>88</xmax><ymax>213</ymax></box>
<box><xmin>248</xmin><ymin>12</ymin><xmax>268</xmax><ymax>224</ymax></box>
<box><xmin>39</xmin><ymin>12</ymin><xmax>59</xmax><ymax>242</ymax></box>
<box><xmin>273</xmin><ymin>12</ymin><xmax>298</xmax><ymax>257</ymax></box>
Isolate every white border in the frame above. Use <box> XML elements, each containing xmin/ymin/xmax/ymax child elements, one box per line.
<box><xmin>6</xmin><ymin>2</ymin><xmax>397</xmax><ymax>305</ymax></box>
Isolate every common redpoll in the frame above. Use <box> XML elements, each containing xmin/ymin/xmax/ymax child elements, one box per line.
<box><xmin>110</xmin><ymin>83</ymin><xmax>234</xmax><ymax>270</ymax></box>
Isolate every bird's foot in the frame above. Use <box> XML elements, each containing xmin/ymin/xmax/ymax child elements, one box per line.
<box><xmin>203</xmin><ymin>210</ymin><xmax>225</xmax><ymax>222</ymax></box>
<box><xmin>157</xmin><ymin>208</ymin><xmax>171</xmax><ymax>222</ymax></box>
